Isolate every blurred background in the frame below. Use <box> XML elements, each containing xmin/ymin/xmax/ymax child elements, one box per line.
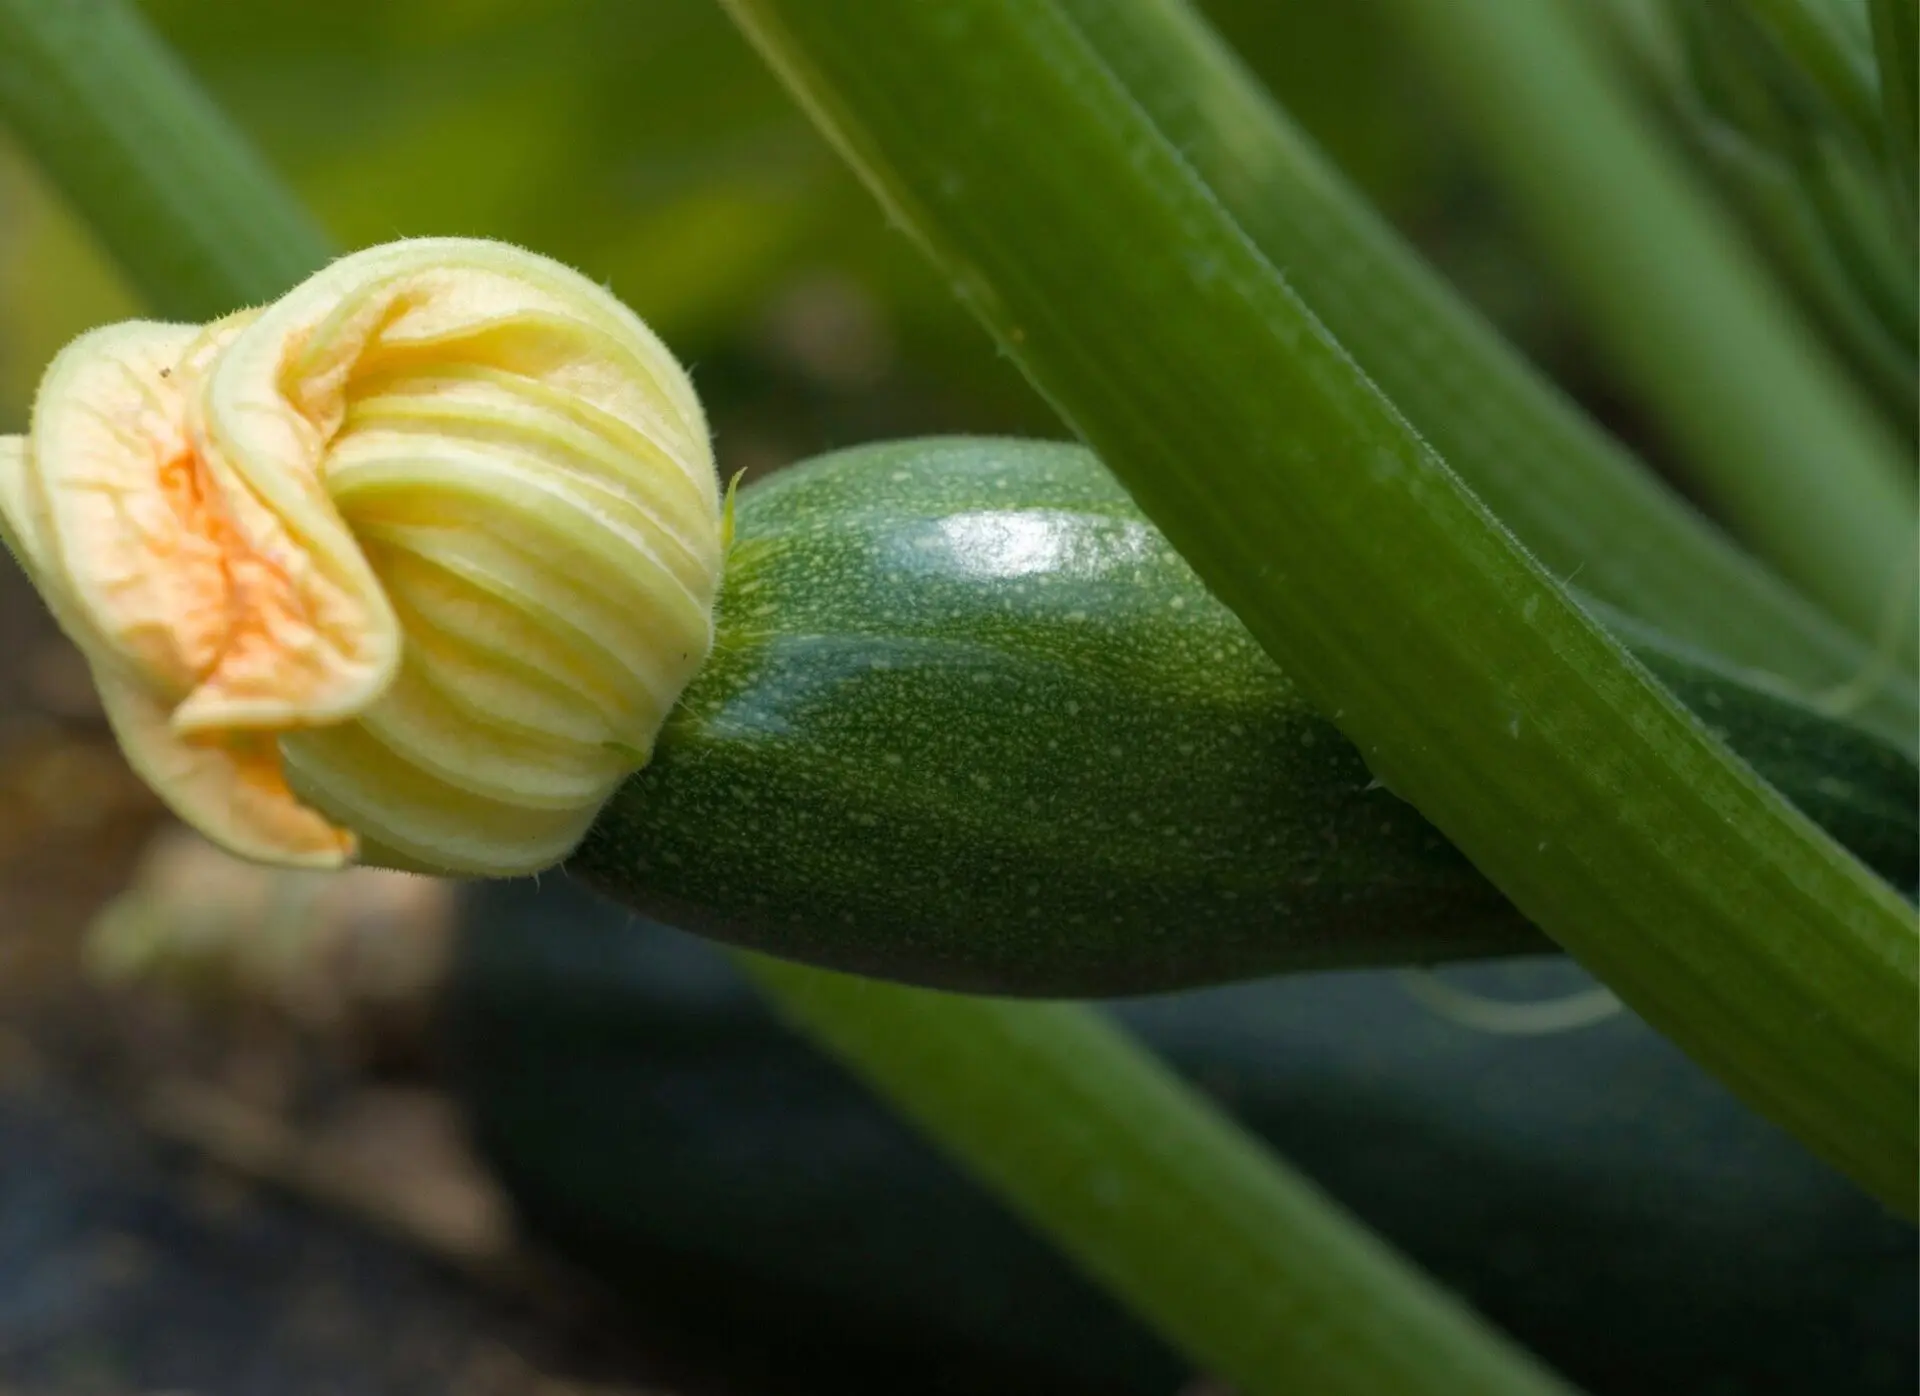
<box><xmin>0</xmin><ymin>2</ymin><xmax>1909</xmax><ymax>1393</ymax></box>
<box><xmin>0</xmin><ymin>0</ymin><xmax>1589</xmax><ymax>446</ymax></box>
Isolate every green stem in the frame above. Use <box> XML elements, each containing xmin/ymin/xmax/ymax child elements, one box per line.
<box><xmin>0</xmin><ymin>0</ymin><xmax>331</xmax><ymax>318</ymax></box>
<box><xmin>1374</xmin><ymin>0</ymin><xmax>1916</xmax><ymax>663</ymax></box>
<box><xmin>719</xmin><ymin>0</ymin><xmax>1918</xmax><ymax>1210</ymax></box>
<box><xmin>1063</xmin><ymin>0</ymin><xmax>1918</xmax><ymax>753</ymax></box>
<box><xmin>0</xmin><ymin>1</ymin><xmax>1592</xmax><ymax>1388</ymax></box>
<box><xmin>741</xmin><ymin>955</ymin><xmax>1573</xmax><ymax>1396</ymax></box>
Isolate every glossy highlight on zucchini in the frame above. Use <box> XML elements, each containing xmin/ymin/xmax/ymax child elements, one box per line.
<box><xmin>572</xmin><ymin>438</ymin><xmax>1917</xmax><ymax>996</ymax></box>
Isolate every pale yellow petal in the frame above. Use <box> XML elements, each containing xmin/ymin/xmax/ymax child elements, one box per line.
<box><xmin>27</xmin><ymin>320</ymin><xmax>402</xmax><ymax>733</ymax></box>
<box><xmin>92</xmin><ymin>662</ymin><xmax>353</xmax><ymax>869</ymax></box>
<box><xmin>10</xmin><ymin>433</ymin><xmax>355</xmax><ymax>867</ymax></box>
<box><xmin>172</xmin><ymin>315</ymin><xmax>404</xmax><ymax>733</ymax></box>
<box><xmin>0</xmin><ymin>434</ymin><xmax>50</xmax><ymax>581</ymax></box>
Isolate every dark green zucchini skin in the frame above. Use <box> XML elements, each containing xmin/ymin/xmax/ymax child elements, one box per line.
<box><xmin>452</xmin><ymin>879</ymin><xmax>1918</xmax><ymax>1396</ymax></box>
<box><xmin>571</xmin><ymin>438</ymin><xmax>1918</xmax><ymax>996</ymax></box>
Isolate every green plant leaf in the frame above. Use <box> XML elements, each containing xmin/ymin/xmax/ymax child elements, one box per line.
<box><xmin>718</xmin><ymin>0</ymin><xmax>1918</xmax><ymax>1210</ymax></box>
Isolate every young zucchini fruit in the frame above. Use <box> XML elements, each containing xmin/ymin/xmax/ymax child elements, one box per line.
<box><xmin>571</xmin><ymin>438</ymin><xmax>1917</xmax><ymax>996</ymax></box>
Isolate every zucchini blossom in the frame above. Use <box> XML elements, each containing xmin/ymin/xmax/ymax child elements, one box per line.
<box><xmin>0</xmin><ymin>238</ymin><xmax>723</xmax><ymax>875</ymax></box>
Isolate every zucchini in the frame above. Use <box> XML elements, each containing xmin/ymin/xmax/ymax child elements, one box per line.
<box><xmin>452</xmin><ymin>878</ymin><xmax>1918</xmax><ymax>1396</ymax></box>
<box><xmin>571</xmin><ymin>438</ymin><xmax>1917</xmax><ymax>995</ymax></box>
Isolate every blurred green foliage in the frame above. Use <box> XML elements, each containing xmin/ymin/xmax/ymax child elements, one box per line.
<box><xmin>0</xmin><ymin>0</ymin><xmax>1501</xmax><ymax>459</ymax></box>
<box><xmin>5</xmin><ymin>0</ymin><xmax>1894</xmax><ymax>545</ymax></box>
<box><xmin>1600</xmin><ymin>0</ymin><xmax>1918</xmax><ymax>431</ymax></box>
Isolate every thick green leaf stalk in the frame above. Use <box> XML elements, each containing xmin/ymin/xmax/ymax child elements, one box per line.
<box><xmin>718</xmin><ymin>0</ymin><xmax>1918</xmax><ymax>1211</ymax></box>
<box><xmin>0</xmin><ymin>1</ymin><xmax>1586</xmax><ymax>1390</ymax></box>
<box><xmin>1061</xmin><ymin>0</ymin><xmax>1918</xmax><ymax>754</ymax></box>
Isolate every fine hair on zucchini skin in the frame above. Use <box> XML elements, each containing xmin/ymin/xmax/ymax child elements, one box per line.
<box><xmin>570</xmin><ymin>438</ymin><xmax>1919</xmax><ymax>997</ymax></box>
